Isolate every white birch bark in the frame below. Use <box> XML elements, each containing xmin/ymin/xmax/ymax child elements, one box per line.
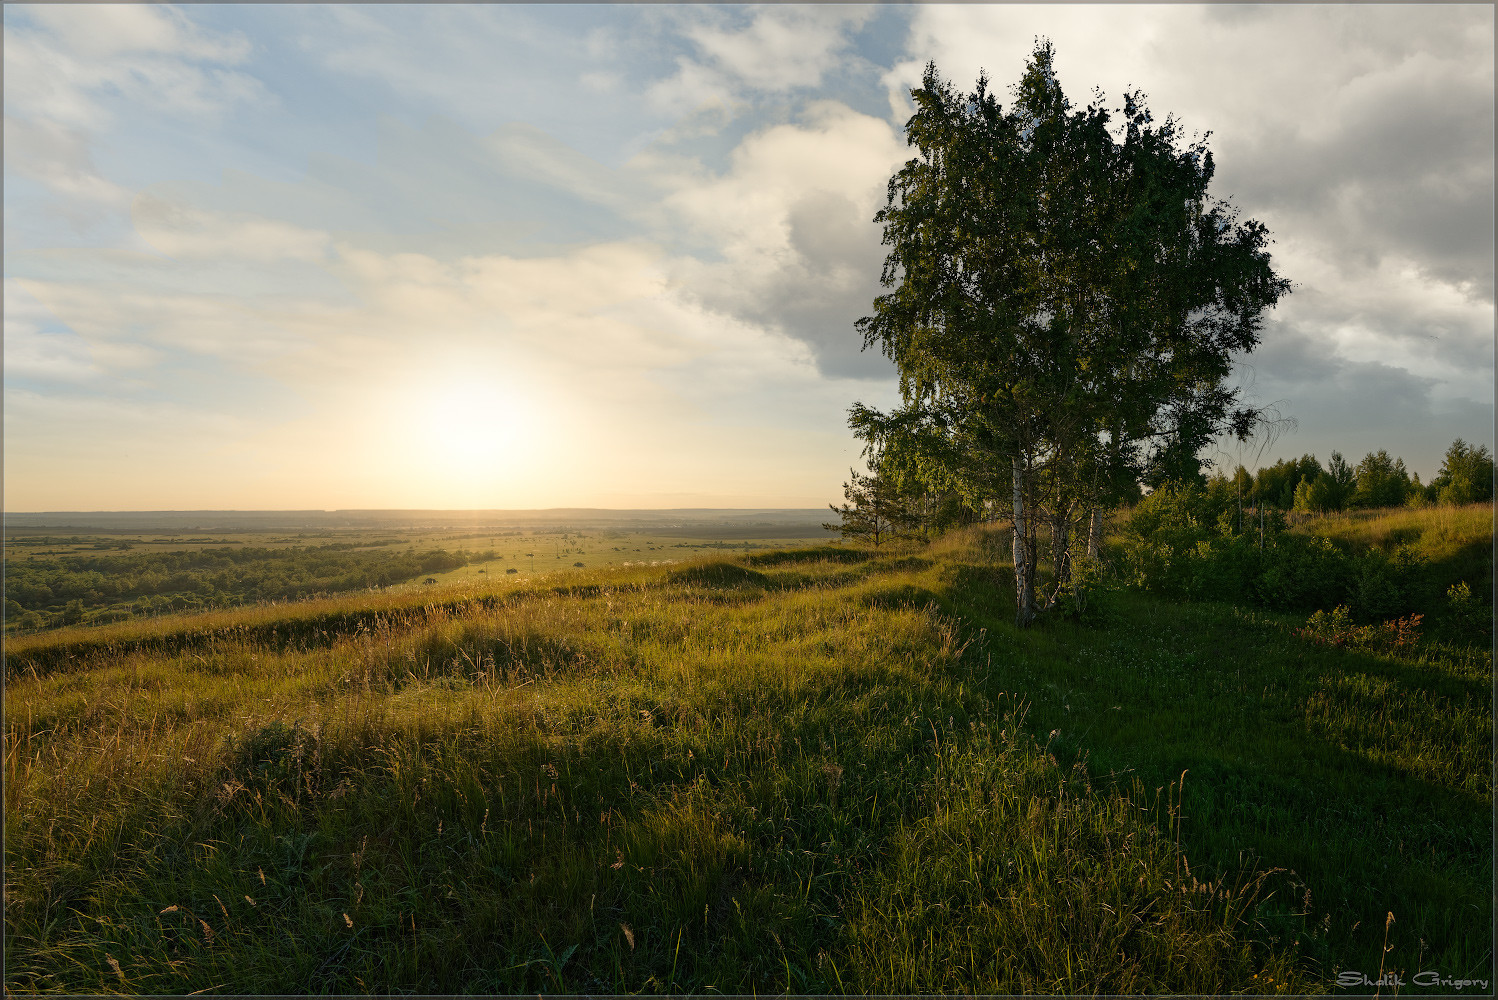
<box><xmin>1086</xmin><ymin>505</ymin><xmax>1104</xmax><ymax>559</ymax></box>
<box><xmin>1011</xmin><ymin>454</ymin><xmax>1034</xmax><ymax>627</ymax></box>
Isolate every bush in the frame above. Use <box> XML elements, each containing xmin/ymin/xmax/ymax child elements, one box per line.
<box><xmin>1052</xmin><ymin>554</ymin><xmax>1115</xmax><ymax>621</ymax></box>
<box><xmin>1250</xmin><ymin>533</ymin><xmax>1351</xmax><ymax>612</ymax></box>
<box><xmin>1445</xmin><ymin>581</ymin><xmax>1490</xmax><ymax>637</ymax></box>
<box><xmin>1298</xmin><ymin>605</ymin><xmax>1423</xmax><ymax>654</ymax></box>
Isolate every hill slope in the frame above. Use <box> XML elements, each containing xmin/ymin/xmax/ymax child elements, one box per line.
<box><xmin>4</xmin><ymin>526</ymin><xmax>1491</xmax><ymax>993</ymax></box>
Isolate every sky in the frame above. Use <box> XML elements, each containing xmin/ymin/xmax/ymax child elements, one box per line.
<box><xmin>3</xmin><ymin>4</ymin><xmax>1493</xmax><ymax>511</ymax></box>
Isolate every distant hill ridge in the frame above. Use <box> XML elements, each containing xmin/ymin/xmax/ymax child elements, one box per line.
<box><xmin>4</xmin><ymin>509</ymin><xmax>832</xmax><ymax>533</ymax></box>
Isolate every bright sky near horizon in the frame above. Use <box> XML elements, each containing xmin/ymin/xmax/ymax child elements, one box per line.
<box><xmin>4</xmin><ymin>4</ymin><xmax>1493</xmax><ymax>511</ymax></box>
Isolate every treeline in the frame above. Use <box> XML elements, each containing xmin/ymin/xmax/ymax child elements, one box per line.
<box><xmin>1232</xmin><ymin>439</ymin><xmax>1493</xmax><ymax>513</ymax></box>
<box><xmin>832</xmin><ymin>437</ymin><xmax>1492</xmax><ymax>543</ymax></box>
<box><xmin>3</xmin><ymin>544</ymin><xmax>480</xmax><ymax>633</ymax></box>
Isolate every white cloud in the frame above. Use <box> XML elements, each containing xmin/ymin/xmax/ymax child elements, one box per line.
<box><xmin>132</xmin><ymin>195</ymin><xmax>331</xmax><ymax>263</ymax></box>
<box><xmin>648</xmin><ymin>6</ymin><xmax>874</xmax><ymax>117</ymax></box>
<box><xmin>14</xmin><ymin>273</ymin><xmax>314</xmax><ymax>371</ymax></box>
<box><xmin>646</xmin><ymin>101</ymin><xmax>909</xmax><ymax>376</ymax></box>
<box><xmin>3</xmin><ymin>4</ymin><xmax>268</xmax><ymax>231</ymax></box>
<box><xmin>3</xmin><ymin>117</ymin><xmax>130</xmax><ymax>210</ymax></box>
<box><xmin>4</xmin><ymin>284</ymin><xmax>106</xmax><ymax>384</ymax></box>
<box><xmin>21</xmin><ymin>3</ymin><xmax>251</xmax><ymax>61</ymax></box>
<box><xmin>684</xmin><ymin>6</ymin><xmax>871</xmax><ymax>92</ymax></box>
<box><xmin>4</xmin><ymin>4</ymin><xmax>262</xmax><ymax>128</ymax></box>
<box><xmin>1268</xmin><ymin>240</ymin><xmax>1494</xmax><ymax>406</ymax></box>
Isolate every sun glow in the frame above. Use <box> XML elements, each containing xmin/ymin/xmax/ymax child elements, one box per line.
<box><xmin>365</xmin><ymin>366</ymin><xmax>564</xmax><ymax>506</ymax></box>
<box><xmin>417</xmin><ymin>382</ymin><xmax>539</xmax><ymax>468</ymax></box>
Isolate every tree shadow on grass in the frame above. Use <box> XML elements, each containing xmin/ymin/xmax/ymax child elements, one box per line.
<box><xmin>936</xmin><ymin>559</ymin><xmax>1492</xmax><ymax>987</ymax></box>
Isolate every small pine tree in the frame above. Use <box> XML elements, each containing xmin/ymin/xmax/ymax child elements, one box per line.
<box><xmin>824</xmin><ymin>470</ymin><xmax>914</xmax><ymax>547</ymax></box>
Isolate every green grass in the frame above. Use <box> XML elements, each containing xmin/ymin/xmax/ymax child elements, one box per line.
<box><xmin>1294</xmin><ymin>502</ymin><xmax>1494</xmax><ymax>613</ymax></box>
<box><xmin>4</xmin><ymin>521</ymin><xmax>1491</xmax><ymax>994</ymax></box>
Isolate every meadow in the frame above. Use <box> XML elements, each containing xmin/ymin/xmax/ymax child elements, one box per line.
<box><xmin>3</xmin><ymin>505</ymin><xmax>1492</xmax><ymax>994</ymax></box>
<box><xmin>3</xmin><ymin>511</ymin><xmax>828</xmax><ymax>635</ymax></box>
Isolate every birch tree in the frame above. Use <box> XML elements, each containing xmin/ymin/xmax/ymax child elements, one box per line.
<box><xmin>852</xmin><ymin>43</ymin><xmax>1288</xmax><ymax>627</ymax></box>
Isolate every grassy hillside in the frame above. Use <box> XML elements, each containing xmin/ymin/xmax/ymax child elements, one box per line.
<box><xmin>1295</xmin><ymin>502</ymin><xmax>1494</xmax><ymax>600</ymax></box>
<box><xmin>4</xmin><ymin>518</ymin><xmax>1491</xmax><ymax>994</ymax></box>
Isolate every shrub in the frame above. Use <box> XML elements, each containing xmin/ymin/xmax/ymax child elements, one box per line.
<box><xmin>1445</xmin><ymin>581</ymin><xmax>1490</xmax><ymax>636</ymax></box>
<box><xmin>1299</xmin><ymin>605</ymin><xmax>1423</xmax><ymax>654</ymax></box>
<box><xmin>1251</xmin><ymin>533</ymin><xmax>1350</xmax><ymax>612</ymax></box>
<box><xmin>1052</xmin><ymin>554</ymin><xmax>1115</xmax><ymax>621</ymax></box>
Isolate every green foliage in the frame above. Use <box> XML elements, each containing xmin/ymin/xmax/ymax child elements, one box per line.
<box><xmin>1250</xmin><ymin>533</ymin><xmax>1351</xmax><ymax>611</ymax></box>
<box><xmin>1445</xmin><ymin>581</ymin><xmax>1488</xmax><ymax>635</ymax></box>
<box><xmin>824</xmin><ymin>469</ymin><xmax>919</xmax><ymax>547</ymax></box>
<box><xmin>1298</xmin><ymin>605</ymin><xmax>1424</xmax><ymax>655</ymax></box>
<box><xmin>847</xmin><ymin>43</ymin><xmax>1288</xmax><ymax>626</ymax></box>
<box><xmin>1348</xmin><ymin>450</ymin><xmax>1412</xmax><ymax>509</ymax></box>
<box><xmin>1293</xmin><ymin>472</ymin><xmax>1337</xmax><ymax>514</ymax></box>
<box><xmin>1122</xmin><ymin>480</ymin><xmax>1486</xmax><ymax>628</ymax></box>
<box><xmin>1253</xmin><ymin>454</ymin><xmax>1321</xmax><ymax>509</ymax></box>
<box><xmin>1431</xmin><ymin>438</ymin><xmax>1495</xmax><ymax>505</ymax></box>
<box><xmin>1049</xmin><ymin>553</ymin><xmax>1114</xmax><ymax>622</ymax></box>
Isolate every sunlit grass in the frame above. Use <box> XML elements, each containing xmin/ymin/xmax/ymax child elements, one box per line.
<box><xmin>4</xmin><ymin>523</ymin><xmax>1490</xmax><ymax>993</ymax></box>
<box><xmin>1291</xmin><ymin>502</ymin><xmax>1493</xmax><ymax>582</ymax></box>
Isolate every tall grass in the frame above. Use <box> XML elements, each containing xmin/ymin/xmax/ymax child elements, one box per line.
<box><xmin>4</xmin><ymin>524</ymin><xmax>1490</xmax><ymax>993</ymax></box>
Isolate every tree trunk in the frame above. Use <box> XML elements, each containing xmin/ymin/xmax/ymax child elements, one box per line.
<box><xmin>1086</xmin><ymin>505</ymin><xmax>1104</xmax><ymax>559</ymax></box>
<box><xmin>1012</xmin><ymin>455</ymin><xmax>1035</xmax><ymax>627</ymax></box>
<box><xmin>1051</xmin><ymin>502</ymin><xmax>1071</xmax><ymax>584</ymax></box>
<box><xmin>1043</xmin><ymin>503</ymin><xmax>1070</xmax><ymax>609</ymax></box>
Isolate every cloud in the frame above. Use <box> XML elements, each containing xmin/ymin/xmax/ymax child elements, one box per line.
<box><xmin>3</xmin><ymin>4</ymin><xmax>268</xmax><ymax>231</ymax></box>
<box><xmin>19</xmin><ymin>3</ymin><xmax>251</xmax><ymax>61</ymax></box>
<box><xmin>4</xmin><ymin>4</ymin><xmax>262</xmax><ymax>129</ymax></box>
<box><xmin>3</xmin><ymin>117</ymin><xmax>130</xmax><ymax>212</ymax></box>
<box><xmin>1266</xmin><ymin>240</ymin><xmax>1494</xmax><ymax>404</ymax></box>
<box><xmin>1237</xmin><ymin>327</ymin><xmax>1489</xmax><ymax>477</ymax></box>
<box><xmin>647</xmin><ymin>6</ymin><xmax>874</xmax><ymax>116</ymax></box>
<box><xmin>3</xmin><ymin>283</ymin><xmax>109</xmax><ymax>384</ymax></box>
<box><xmin>890</xmin><ymin>5</ymin><xmax>1493</xmax><ymax>299</ymax></box>
<box><xmin>649</xmin><ymin>101</ymin><xmax>909</xmax><ymax>377</ymax></box>
<box><xmin>892</xmin><ymin>4</ymin><xmax>1493</xmax><ymax>468</ymax></box>
<box><xmin>132</xmin><ymin>196</ymin><xmax>331</xmax><ymax>263</ymax></box>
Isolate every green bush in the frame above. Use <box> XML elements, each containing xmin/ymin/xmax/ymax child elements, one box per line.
<box><xmin>1250</xmin><ymin>533</ymin><xmax>1351</xmax><ymax>612</ymax></box>
<box><xmin>1445</xmin><ymin>581</ymin><xmax>1491</xmax><ymax>638</ymax></box>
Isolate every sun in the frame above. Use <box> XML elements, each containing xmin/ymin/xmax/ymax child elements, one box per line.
<box><xmin>351</xmin><ymin>361</ymin><xmax>575</xmax><ymax>507</ymax></box>
<box><xmin>399</xmin><ymin>369</ymin><xmax>553</xmax><ymax>486</ymax></box>
<box><xmin>421</xmin><ymin>387</ymin><xmax>535</xmax><ymax>466</ymax></box>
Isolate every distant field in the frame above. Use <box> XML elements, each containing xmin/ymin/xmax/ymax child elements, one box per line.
<box><xmin>3</xmin><ymin>510</ymin><xmax>833</xmax><ymax>635</ymax></box>
<box><xmin>4</xmin><ymin>508</ymin><xmax>1490</xmax><ymax>994</ymax></box>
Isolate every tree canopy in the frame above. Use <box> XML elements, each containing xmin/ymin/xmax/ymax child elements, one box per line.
<box><xmin>851</xmin><ymin>42</ymin><xmax>1289</xmax><ymax>626</ymax></box>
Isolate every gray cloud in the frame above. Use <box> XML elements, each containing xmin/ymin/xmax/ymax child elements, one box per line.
<box><xmin>737</xmin><ymin>190</ymin><xmax>895</xmax><ymax>379</ymax></box>
<box><xmin>1217</xmin><ymin>47</ymin><xmax>1494</xmax><ymax>300</ymax></box>
<box><xmin>1233</xmin><ymin>321</ymin><xmax>1489</xmax><ymax>477</ymax></box>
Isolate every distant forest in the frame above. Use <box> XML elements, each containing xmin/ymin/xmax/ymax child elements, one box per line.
<box><xmin>1226</xmin><ymin>438</ymin><xmax>1494</xmax><ymax>513</ymax></box>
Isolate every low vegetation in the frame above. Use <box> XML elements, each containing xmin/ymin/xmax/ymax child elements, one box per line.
<box><xmin>5</xmin><ymin>503</ymin><xmax>1491</xmax><ymax>994</ymax></box>
<box><xmin>3</xmin><ymin>543</ymin><xmax>473</xmax><ymax>632</ymax></box>
<box><xmin>3</xmin><ymin>524</ymin><xmax>821</xmax><ymax>637</ymax></box>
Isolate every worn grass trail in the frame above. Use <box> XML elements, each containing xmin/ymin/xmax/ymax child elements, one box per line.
<box><xmin>4</xmin><ymin>526</ymin><xmax>1490</xmax><ymax>994</ymax></box>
